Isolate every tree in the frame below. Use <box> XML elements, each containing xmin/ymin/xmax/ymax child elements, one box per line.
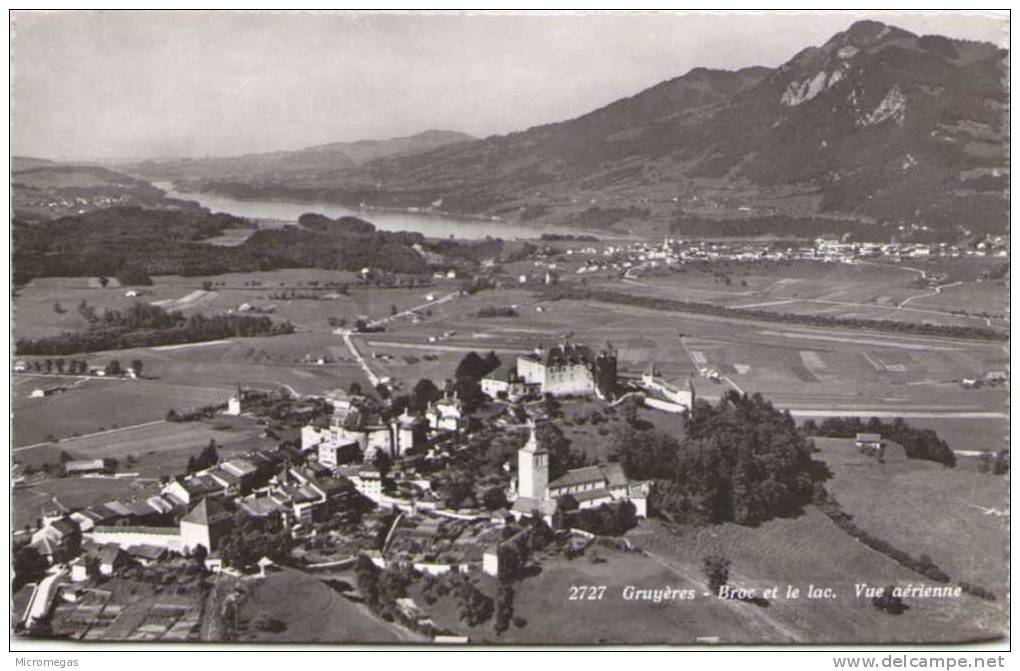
<box><xmin>453</xmin><ymin>376</ymin><xmax>486</xmax><ymax>413</ymax></box>
<box><xmin>98</xmin><ymin>275</ymin><xmax>109</xmax><ymax>288</ymax></box>
<box><xmin>356</xmin><ymin>554</ymin><xmax>381</xmax><ymax>608</ymax></box>
<box><xmin>105</xmin><ymin>359</ymin><xmax>123</xmax><ymax>376</ymax></box>
<box><xmin>52</xmin><ymin>302</ymin><xmax>65</xmax><ymax>314</ymax></box>
<box><xmin>372</xmin><ymin>450</ymin><xmax>392</xmax><ymax>479</ymax></box>
<box><xmin>375</xmin><ymin>382</ymin><xmax>390</xmax><ymax>400</ymax></box>
<box><xmin>13</xmin><ymin>546</ymin><xmax>48</xmax><ymax>591</ymax></box>
<box><xmin>703</xmin><ymin>553</ymin><xmax>731</xmax><ymax>596</ymax></box>
<box><xmin>44</xmin><ymin>359</ymin><xmax>53</xmax><ymax>373</ymax></box>
<box><xmin>390</xmin><ymin>304</ymin><xmax>398</xmax><ymax>316</ymax></box>
<box><xmin>349</xmin><ymin>381</ymin><xmax>363</xmax><ymax>396</ymax></box>
<box><xmin>411</xmin><ymin>378</ymin><xmax>442</xmax><ymax>412</ymax></box>
<box><xmin>192</xmin><ymin>543</ymin><xmax>209</xmax><ymax>567</ymax></box>
<box><xmin>54</xmin><ymin>358</ymin><xmax>65</xmax><ymax>374</ymax></box>
<box><xmin>482</xmin><ymin>350</ymin><xmax>501</xmax><ymax>375</ymax></box>
<box><xmin>993</xmin><ymin>449</ymin><xmax>1010</xmax><ymax>475</ymax></box>
<box><xmin>482</xmin><ymin>486</ymin><xmax>508</xmax><ymax>511</ymax></box>
<box><xmin>440</xmin><ymin>470</ymin><xmax>476</xmax><ymax>509</ymax></box>
<box><xmin>130</xmin><ymin>359</ymin><xmax>144</xmax><ymax>378</ymax></box>
<box><xmin>494</xmin><ymin>581</ymin><xmax>514</xmax><ymax>634</ymax></box>
<box><xmin>455</xmin><ymin>351</ymin><xmax>488</xmax><ymax>380</ymax></box>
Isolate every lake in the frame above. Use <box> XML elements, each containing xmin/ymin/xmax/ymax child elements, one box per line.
<box><xmin>155</xmin><ymin>182</ymin><xmax>582</xmax><ymax>240</ymax></box>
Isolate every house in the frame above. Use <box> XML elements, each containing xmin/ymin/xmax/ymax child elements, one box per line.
<box><xmin>207</xmin><ymin>467</ymin><xmax>243</xmax><ymax>496</ymax></box>
<box><xmin>124</xmin><ymin>544</ymin><xmax>168</xmax><ymax>566</ymax></box>
<box><xmin>855</xmin><ymin>433</ymin><xmax>883</xmax><ymax>450</ymax></box>
<box><xmin>318</xmin><ymin>438</ymin><xmax>361</xmax><ymax>470</ymax></box>
<box><xmin>31</xmin><ymin>517</ymin><xmax>82</xmax><ymax>564</ymax></box>
<box><xmin>481</xmin><ymin>366</ymin><xmax>530</xmax><ymax>402</ymax></box>
<box><xmin>425</xmin><ymin>394</ymin><xmax>465</xmax><ymax>434</ymax></box>
<box><xmin>69</xmin><ymin>555</ymin><xmax>98</xmax><ymax>582</ymax></box>
<box><xmin>516</xmin><ymin>341</ymin><xmax>617</xmax><ymax>399</ymax></box>
<box><xmin>640</xmin><ymin>363</ymin><xmax>694</xmax><ymax>410</ymax></box>
<box><xmin>179</xmin><ymin>499</ymin><xmax>233</xmax><ymax>555</ymax></box>
<box><xmin>64</xmin><ymin>459</ymin><xmax>109</xmax><ymax>476</ymax></box>
<box><xmin>338</xmin><ymin>464</ymin><xmax>383</xmax><ymax>501</ymax></box>
<box><xmin>162</xmin><ymin>474</ymin><xmax>226</xmax><ymax>505</ymax></box>
<box><xmin>306</xmin><ymin>407</ymin><xmax>396</xmax><ymax>460</ymax></box>
<box><xmin>225</xmin><ymin>384</ymin><xmax>247</xmax><ymax>416</ymax></box>
<box><xmin>98</xmin><ymin>545</ymin><xmax>130</xmax><ymax>576</ymax></box>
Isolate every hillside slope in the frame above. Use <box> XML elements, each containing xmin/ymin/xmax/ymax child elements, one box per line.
<box><xmin>128</xmin><ymin>129</ymin><xmax>475</xmax><ymax>184</ymax></box>
<box><xmin>178</xmin><ymin>21</ymin><xmax>1006</xmax><ymax>240</ymax></box>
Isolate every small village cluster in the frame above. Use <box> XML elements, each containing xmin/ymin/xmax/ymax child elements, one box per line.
<box><xmin>16</xmin><ymin>339</ymin><xmax>694</xmax><ymax>633</ymax></box>
<box><xmin>558</xmin><ymin>234</ymin><xmax>1009</xmax><ymax>277</ymax></box>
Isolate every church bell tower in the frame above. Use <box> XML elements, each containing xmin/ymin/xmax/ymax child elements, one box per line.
<box><xmin>518</xmin><ymin>420</ymin><xmax>549</xmax><ymax>500</ymax></box>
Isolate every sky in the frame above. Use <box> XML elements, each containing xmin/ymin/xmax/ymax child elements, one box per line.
<box><xmin>10</xmin><ymin>10</ymin><xmax>1008</xmax><ymax>161</ymax></box>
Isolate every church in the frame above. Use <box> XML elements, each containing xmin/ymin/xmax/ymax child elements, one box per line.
<box><xmin>509</xmin><ymin>420</ymin><xmax>649</xmax><ymax>523</ymax></box>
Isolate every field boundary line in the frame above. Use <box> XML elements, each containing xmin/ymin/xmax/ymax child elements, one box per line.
<box><xmin>14</xmin><ymin>419</ymin><xmax>167</xmax><ymax>452</ymax></box>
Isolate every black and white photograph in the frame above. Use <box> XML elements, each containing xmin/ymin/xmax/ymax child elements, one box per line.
<box><xmin>8</xmin><ymin>9</ymin><xmax>1010</xmax><ymax>651</ymax></box>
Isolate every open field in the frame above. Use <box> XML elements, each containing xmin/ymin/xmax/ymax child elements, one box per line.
<box><xmin>13</xmin><ymin>270</ymin><xmax>460</xmax><ymax>339</ymax></box>
<box><xmin>15</xmin><ymin>416</ymin><xmax>267</xmax><ymax>466</ymax></box>
<box><xmin>237</xmin><ymin>568</ymin><xmax>413</xmax><ymax>643</ymax></box>
<box><xmin>13</xmin><ymin>377</ymin><xmax>232</xmax><ymax>446</ymax></box>
<box><xmin>909</xmin><ymin>281</ymin><xmax>1008</xmax><ymax>317</ymax></box>
<box><xmin>626</xmin><ymin>513</ymin><xmax>1004</xmax><ymax>643</ymax></box>
<box><xmin>591</xmin><ymin>258</ymin><xmax>1008</xmax><ymax>329</ymax></box>
<box><xmin>347</xmin><ymin>284</ymin><xmax>1006</xmax><ymax>452</ymax></box>
<box><xmin>815</xmin><ymin>437</ymin><xmax>1010</xmax><ymax>600</ymax></box>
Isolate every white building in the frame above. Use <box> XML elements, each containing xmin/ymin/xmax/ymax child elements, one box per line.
<box><xmin>640</xmin><ymin>363</ymin><xmax>694</xmax><ymax>410</ymax></box>
<box><xmin>515</xmin><ymin>342</ymin><xmax>618</xmax><ymax>399</ymax></box>
<box><xmin>426</xmin><ymin>394</ymin><xmax>465</xmax><ymax>433</ymax></box>
<box><xmin>225</xmin><ymin>385</ymin><xmax>247</xmax><ymax>416</ymax></box>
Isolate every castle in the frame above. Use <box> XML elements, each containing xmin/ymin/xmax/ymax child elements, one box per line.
<box><xmin>510</xmin><ymin>420</ymin><xmax>648</xmax><ymax>523</ymax></box>
<box><xmin>512</xmin><ymin>341</ymin><xmax>618</xmax><ymax>399</ymax></box>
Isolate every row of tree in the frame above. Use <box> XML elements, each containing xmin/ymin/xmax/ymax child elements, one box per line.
<box><xmin>16</xmin><ymin>309</ymin><xmax>294</xmax><ymax>355</ymax></box>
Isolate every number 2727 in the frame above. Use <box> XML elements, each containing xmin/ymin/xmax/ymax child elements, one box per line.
<box><xmin>568</xmin><ymin>585</ymin><xmax>607</xmax><ymax>600</ymax></box>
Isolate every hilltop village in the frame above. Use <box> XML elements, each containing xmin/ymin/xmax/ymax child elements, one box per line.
<box><xmin>13</xmin><ymin>334</ymin><xmax>698</xmax><ymax>641</ymax></box>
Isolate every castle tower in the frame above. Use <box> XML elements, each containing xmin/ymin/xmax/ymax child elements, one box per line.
<box><xmin>518</xmin><ymin>420</ymin><xmax>548</xmax><ymax>500</ymax></box>
<box><xmin>593</xmin><ymin>341</ymin><xmax>619</xmax><ymax>400</ymax></box>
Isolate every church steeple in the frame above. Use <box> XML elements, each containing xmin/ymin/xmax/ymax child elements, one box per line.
<box><xmin>518</xmin><ymin>419</ymin><xmax>548</xmax><ymax>499</ymax></box>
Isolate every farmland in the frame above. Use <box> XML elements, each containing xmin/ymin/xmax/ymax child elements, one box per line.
<box><xmin>588</xmin><ymin>257</ymin><xmax>1008</xmax><ymax>329</ymax></box>
<box><xmin>815</xmin><ymin>438</ymin><xmax>1010</xmax><ymax>601</ymax></box>
<box><xmin>626</xmin><ymin>512</ymin><xmax>1003</xmax><ymax>643</ymax></box>
<box><xmin>13</xmin><ymin>376</ymin><xmax>231</xmax><ymax>446</ymax></box>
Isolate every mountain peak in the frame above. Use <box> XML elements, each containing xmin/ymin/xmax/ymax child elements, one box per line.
<box><xmin>826</xmin><ymin>19</ymin><xmax>917</xmax><ymax>50</ymax></box>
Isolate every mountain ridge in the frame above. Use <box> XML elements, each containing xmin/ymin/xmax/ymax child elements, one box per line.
<box><xmin>130</xmin><ymin>20</ymin><xmax>1009</xmax><ymax>240</ymax></box>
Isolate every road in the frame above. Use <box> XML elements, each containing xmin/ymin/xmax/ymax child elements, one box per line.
<box><xmin>338</xmin><ymin>289</ymin><xmax>463</xmax><ymax>388</ymax></box>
